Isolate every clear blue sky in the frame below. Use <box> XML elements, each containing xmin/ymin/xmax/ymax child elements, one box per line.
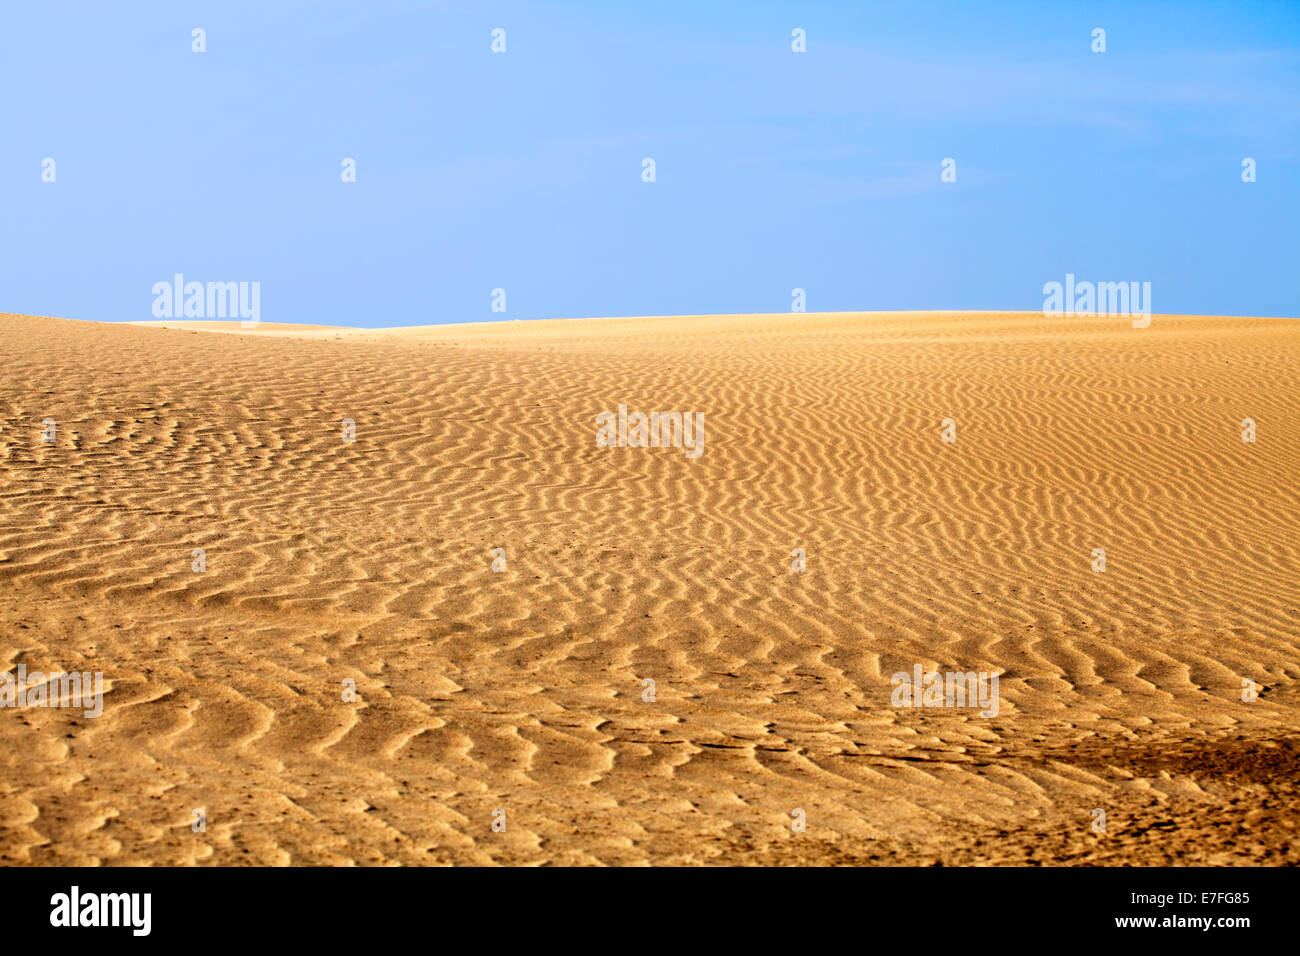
<box><xmin>3</xmin><ymin>0</ymin><xmax>1297</xmax><ymax>325</ymax></box>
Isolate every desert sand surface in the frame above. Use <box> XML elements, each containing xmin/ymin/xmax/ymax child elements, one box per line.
<box><xmin>1</xmin><ymin>309</ymin><xmax>1297</xmax><ymax>866</ymax></box>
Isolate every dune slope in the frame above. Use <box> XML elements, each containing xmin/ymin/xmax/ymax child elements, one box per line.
<box><xmin>1</xmin><ymin>310</ymin><xmax>1297</xmax><ymax>865</ymax></box>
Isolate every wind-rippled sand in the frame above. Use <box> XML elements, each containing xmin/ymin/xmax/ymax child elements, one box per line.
<box><xmin>1</xmin><ymin>310</ymin><xmax>1297</xmax><ymax>865</ymax></box>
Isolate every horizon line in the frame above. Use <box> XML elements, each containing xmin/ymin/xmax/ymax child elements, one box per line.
<box><xmin>7</xmin><ymin>308</ymin><xmax>1298</xmax><ymax>332</ymax></box>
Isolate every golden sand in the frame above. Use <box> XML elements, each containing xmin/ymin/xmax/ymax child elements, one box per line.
<box><xmin>1</xmin><ymin>310</ymin><xmax>1297</xmax><ymax>865</ymax></box>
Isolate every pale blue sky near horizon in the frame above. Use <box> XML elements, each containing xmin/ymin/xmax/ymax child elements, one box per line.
<box><xmin>3</xmin><ymin>0</ymin><xmax>1298</xmax><ymax>326</ymax></box>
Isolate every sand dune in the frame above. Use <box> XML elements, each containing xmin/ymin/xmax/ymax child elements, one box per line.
<box><xmin>1</xmin><ymin>309</ymin><xmax>1297</xmax><ymax>865</ymax></box>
